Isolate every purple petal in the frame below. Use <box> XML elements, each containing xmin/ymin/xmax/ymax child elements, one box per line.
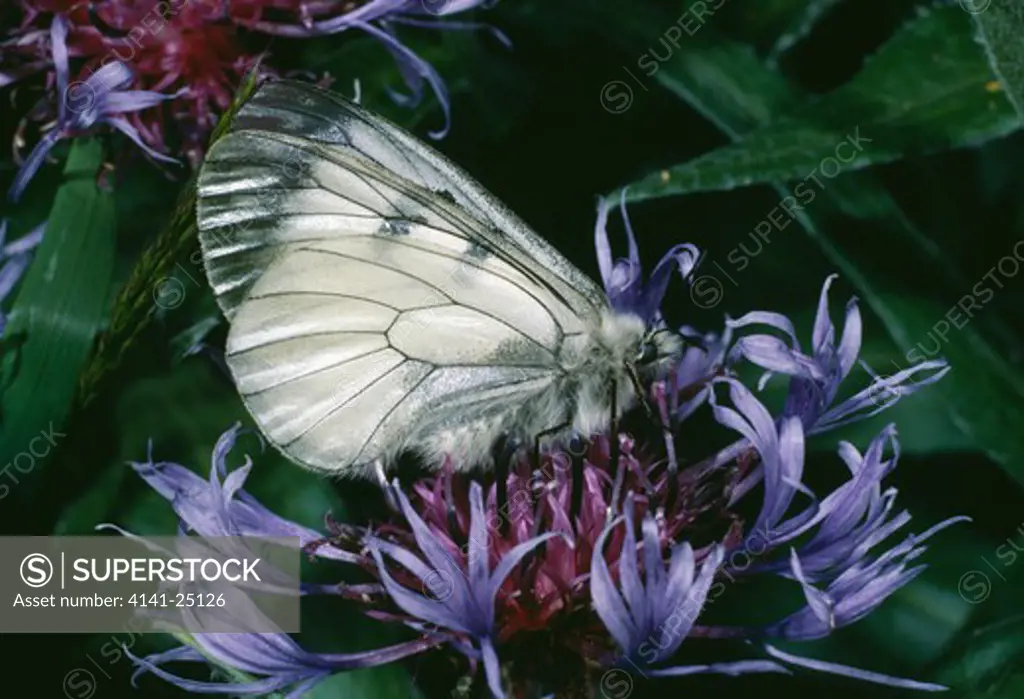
<box><xmin>128</xmin><ymin>434</ymin><xmax>357</xmax><ymax>563</ymax></box>
<box><xmin>484</xmin><ymin>531</ymin><xmax>561</xmax><ymax>614</ymax></box>
<box><xmin>594</xmin><ymin>197</ymin><xmax>614</xmax><ymax>288</ymax></box>
<box><xmin>813</xmin><ymin>360</ymin><xmax>950</xmax><ymax>434</ymax></box>
<box><xmin>102</xmin><ymin>86</ymin><xmax>188</xmax><ymax>115</ymax></box>
<box><xmin>811</xmin><ymin>275</ymin><xmax>838</xmax><ymax>355</ymax></box>
<box><xmin>0</xmin><ymin>254</ymin><xmax>32</xmax><ymax>302</ymax></box>
<box><xmin>648</xmin><ymin>659</ymin><xmax>791</xmax><ymax>677</ymax></box>
<box><xmin>729</xmin><ymin>335</ymin><xmax>824</xmax><ymax>381</ymax></box>
<box><xmin>3</xmin><ymin>220</ymin><xmax>45</xmax><ymax>256</ymax></box>
<box><xmin>591</xmin><ymin>515</ymin><xmax>637</xmax><ymax>651</ymax></box>
<box><xmin>727</xmin><ymin>311</ymin><xmax>802</xmax><ymax>351</ymax></box>
<box><xmin>664</xmin><ymin>541</ymin><xmax>695</xmax><ymax>614</ymax></box>
<box><xmin>84</xmin><ymin>61</ymin><xmax>133</xmax><ymax>94</ymax></box>
<box><xmin>617</xmin><ymin>500</ymin><xmax>646</xmax><ymax>630</ymax></box>
<box><xmin>617</xmin><ymin>189</ymin><xmax>641</xmax><ymax>267</ymax></box>
<box><xmin>641</xmin><ymin>510</ymin><xmax>663</xmax><ymax>605</ymax></box>
<box><xmin>642</xmin><ymin>243</ymin><xmax>701</xmax><ymax>318</ymax></box>
<box><xmin>51</xmin><ymin>15</ymin><xmax>70</xmax><ymax>125</ymax></box>
<box><xmin>788</xmin><ymin>551</ymin><xmax>834</xmax><ymax>628</ymax></box>
<box><xmin>361</xmin><ymin>21</ymin><xmax>451</xmax><ymax>139</ymax></box>
<box><xmin>369</xmin><ymin>547</ymin><xmax>473</xmax><ymax>633</ymax></box>
<box><xmin>763</xmin><ymin>644</ymin><xmax>948</xmax><ymax>691</ymax></box>
<box><xmin>105</xmin><ymin>116</ymin><xmax>181</xmax><ymax>165</ymax></box>
<box><xmin>8</xmin><ymin>130</ymin><xmax>61</xmax><ymax>202</ymax></box>
<box><xmin>128</xmin><ymin>651</ymin><xmax>303</xmax><ymax>695</ymax></box>
<box><xmin>390</xmin><ymin>482</ymin><xmax>470</xmax><ymax>599</ymax></box>
<box><xmin>709</xmin><ymin>378</ymin><xmax>779</xmax><ymax>459</ymax></box>
<box><xmin>129</xmin><ymin>646</ymin><xmax>204</xmax><ymax>686</ymax></box>
<box><xmin>480</xmin><ymin>636</ymin><xmax>506</xmax><ymax>699</ymax></box>
<box><xmin>385</xmin><ymin>484</ymin><xmax>478</xmax><ymax>628</ymax></box>
<box><xmin>414</xmin><ymin>0</ymin><xmax>491</xmax><ymax>15</ymax></box>
<box><xmin>814</xmin><ymin>426</ymin><xmax>896</xmax><ymax>544</ymax></box>
<box><xmin>835</xmin><ymin>297</ymin><xmax>862</xmax><ymax>380</ymax></box>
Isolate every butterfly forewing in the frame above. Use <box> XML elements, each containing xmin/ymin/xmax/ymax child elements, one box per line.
<box><xmin>223</xmin><ymin>80</ymin><xmax>607</xmax><ymax>314</ymax></box>
<box><xmin>195</xmin><ymin>82</ymin><xmax>609</xmax><ymax>475</ymax></box>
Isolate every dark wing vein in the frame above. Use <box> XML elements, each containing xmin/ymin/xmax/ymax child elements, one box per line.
<box><xmin>297</xmin><ymin>246</ymin><xmax>557</xmax><ymax>354</ymax></box>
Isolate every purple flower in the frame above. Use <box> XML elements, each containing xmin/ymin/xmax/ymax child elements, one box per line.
<box><xmin>591</xmin><ymin>493</ymin><xmax>788</xmax><ymax>677</ymax></box>
<box><xmin>126</xmin><ymin>611</ymin><xmax>439</xmax><ymax>696</ymax></box>
<box><xmin>7</xmin><ymin>14</ymin><xmax>184</xmax><ymax>203</ymax></box>
<box><xmin>672</xmin><ymin>322</ymin><xmax>732</xmax><ymax>421</ymax></box>
<box><xmin>757</xmin><ymin>514</ymin><xmax>965</xmax><ymax>693</ymax></box>
<box><xmin>0</xmin><ymin>219</ymin><xmax>45</xmax><ymax>335</ymax></box>
<box><xmin>595</xmin><ymin>192</ymin><xmax>701</xmax><ymax>325</ymax></box>
<box><xmin>126</xmin><ymin>425</ymin><xmax>349</xmax><ymax>555</ymax></box>
<box><xmin>726</xmin><ymin>274</ymin><xmax>950</xmax><ymax>434</ymax></box>
<box><xmin>369</xmin><ymin>480</ymin><xmax>560</xmax><ymax>699</ymax></box>
<box><xmin>758</xmin><ymin>424</ymin><xmax>904</xmax><ymax>580</ymax></box>
<box><xmin>235</xmin><ymin>0</ymin><xmax>507</xmax><ymax>139</ymax></box>
<box><xmin>708</xmin><ymin>378</ymin><xmax>822</xmax><ymax>552</ymax></box>
<box><xmin>117</xmin><ymin>208</ymin><xmax>963</xmax><ymax>697</ymax></box>
<box><xmin>4</xmin><ymin>3</ymin><xmax>498</xmax><ymax>173</ymax></box>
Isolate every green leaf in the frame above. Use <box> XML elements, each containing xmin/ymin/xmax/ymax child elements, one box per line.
<box><xmin>305</xmin><ymin>667</ymin><xmax>426</xmax><ymax>699</ymax></box>
<box><xmin>933</xmin><ymin>616</ymin><xmax>1024</xmax><ymax>697</ymax></box>
<box><xmin>613</xmin><ymin>5</ymin><xmax>1021</xmax><ymax>204</ymax></box>
<box><xmin>971</xmin><ymin>0</ymin><xmax>1024</xmax><ymax>121</ymax></box>
<box><xmin>0</xmin><ymin>138</ymin><xmax>115</xmax><ymax>477</ymax></box>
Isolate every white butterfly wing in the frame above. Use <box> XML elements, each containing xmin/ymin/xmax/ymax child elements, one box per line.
<box><xmin>196</xmin><ymin>81</ymin><xmax>608</xmax><ymax>475</ymax></box>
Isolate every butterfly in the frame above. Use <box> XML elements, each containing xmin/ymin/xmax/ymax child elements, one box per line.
<box><xmin>196</xmin><ymin>80</ymin><xmax>686</xmax><ymax>480</ymax></box>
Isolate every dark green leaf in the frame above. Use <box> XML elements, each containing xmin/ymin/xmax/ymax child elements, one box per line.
<box><xmin>971</xmin><ymin>0</ymin><xmax>1024</xmax><ymax>121</ymax></box>
<box><xmin>0</xmin><ymin>139</ymin><xmax>115</xmax><ymax>479</ymax></box>
<box><xmin>933</xmin><ymin>616</ymin><xmax>1024</xmax><ymax>697</ymax></box>
<box><xmin>305</xmin><ymin>667</ymin><xmax>427</xmax><ymax>699</ymax></box>
<box><xmin>613</xmin><ymin>5</ymin><xmax>1021</xmax><ymax>204</ymax></box>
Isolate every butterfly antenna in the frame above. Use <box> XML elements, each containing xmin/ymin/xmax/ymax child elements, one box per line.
<box><xmin>607</xmin><ymin>381</ymin><xmax>625</xmax><ymax>522</ymax></box>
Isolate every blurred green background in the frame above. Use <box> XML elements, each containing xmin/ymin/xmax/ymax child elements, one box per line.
<box><xmin>2</xmin><ymin>0</ymin><xmax>1024</xmax><ymax>697</ymax></box>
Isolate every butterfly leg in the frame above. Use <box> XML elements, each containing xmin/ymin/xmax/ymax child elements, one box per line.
<box><xmin>373</xmin><ymin>459</ymin><xmax>400</xmax><ymax>513</ymax></box>
<box><xmin>532</xmin><ymin>422</ymin><xmax>570</xmax><ymax>472</ymax></box>
<box><xmin>654</xmin><ymin>381</ymin><xmax>680</xmax><ymax>515</ymax></box>
<box><xmin>491</xmin><ymin>435</ymin><xmax>521</xmax><ymax>537</ymax></box>
<box><xmin>443</xmin><ymin>466</ymin><xmax>464</xmax><ymax>545</ymax></box>
<box><xmin>569</xmin><ymin>435</ymin><xmax>587</xmax><ymax>531</ymax></box>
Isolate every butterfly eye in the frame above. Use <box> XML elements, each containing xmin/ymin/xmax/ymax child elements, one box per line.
<box><xmin>636</xmin><ymin>341</ymin><xmax>658</xmax><ymax>365</ymax></box>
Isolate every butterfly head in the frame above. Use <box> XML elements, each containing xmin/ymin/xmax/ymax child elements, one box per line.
<box><xmin>631</xmin><ymin>326</ymin><xmax>686</xmax><ymax>379</ymax></box>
